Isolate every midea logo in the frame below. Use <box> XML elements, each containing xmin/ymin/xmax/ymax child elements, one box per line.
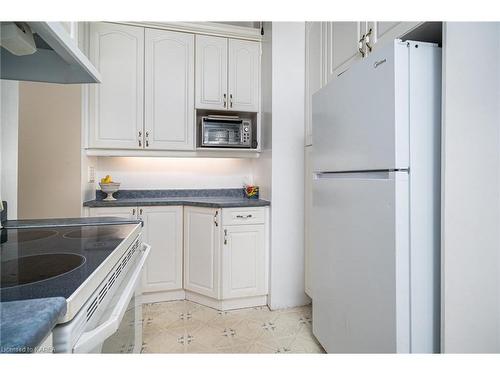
<box><xmin>374</xmin><ymin>59</ymin><xmax>387</xmax><ymax>68</ymax></box>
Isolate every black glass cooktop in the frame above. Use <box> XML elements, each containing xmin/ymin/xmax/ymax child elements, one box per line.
<box><xmin>0</xmin><ymin>223</ymin><xmax>139</xmax><ymax>302</ymax></box>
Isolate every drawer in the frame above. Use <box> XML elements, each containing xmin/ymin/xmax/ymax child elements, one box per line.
<box><xmin>222</xmin><ymin>207</ymin><xmax>266</xmax><ymax>225</ymax></box>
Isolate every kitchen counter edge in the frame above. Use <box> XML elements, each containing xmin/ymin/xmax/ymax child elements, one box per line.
<box><xmin>0</xmin><ymin>297</ymin><xmax>67</xmax><ymax>354</ymax></box>
<box><xmin>83</xmin><ymin>198</ymin><xmax>271</xmax><ymax>208</ymax></box>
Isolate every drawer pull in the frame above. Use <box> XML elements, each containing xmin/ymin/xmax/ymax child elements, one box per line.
<box><xmin>236</xmin><ymin>214</ymin><xmax>252</xmax><ymax>219</ymax></box>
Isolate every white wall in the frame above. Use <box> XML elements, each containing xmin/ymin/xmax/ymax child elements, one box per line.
<box><xmin>252</xmin><ymin>21</ymin><xmax>272</xmax><ymax>201</ymax></box>
<box><xmin>441</xmin><ymin>22</ymin><xmax>500</xmax><ymax>353</ymax></box>
<box><xmin>268</xmin><ymin>22</ymin><xmax>309</xmax><ymax>309</ymax></box>
<box><xmin>0</xmin><ymin>80</ymin><xmax>19</xmax><ymax>219</ymax></box>
<box><xmin>95</xmin><ymin>157</ymin><xmax>254</xmax><ymax>190</ymax></box>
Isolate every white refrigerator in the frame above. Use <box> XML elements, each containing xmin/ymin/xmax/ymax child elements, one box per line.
<box><xmin>311</xmin><ymin>40</ymin><xmax>441</xmax><ymax>353</ymax></box>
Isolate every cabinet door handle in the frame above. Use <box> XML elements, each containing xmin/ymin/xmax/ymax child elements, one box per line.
<box><xmin>358</xmin><ymin>34</ymin><xmax>366</xmax><ymax>57</ymax></box>
<box><xmin>229</xmin><ymin>94</ymin><xmax>233</xmax><ymax>108</ymax></box>
<box><xmin>139</xmin><ymin>208</ymin><xmax>143</xmax><ymax>216</ymax></box>
<box><xmin>132</xmin><ymin>208</ymin><xmax>136</xmax><ymax>216</ymax></box>
<box><xmin>138</xmin><ymin>139</ymin><xmax>142</xmax><ymax>147</ymax></box>
<box><xmin>236</xmin><ymin>214</ymin><xmax>252</xmax><ymax>219</ymax></box>
<box><xmin>138</xmin><ymin>130</ymin><xmax>142</xmax><ymax>147</ymax></box>
<box><xmin>224</xmin><ymin>229</ymin><xmax>227</xmax><ymax>245</ymax></box>
<box><xmin>365</xmin><ymin>28</ymin><xmax>373</xmax><ymax>52</ymax></box>
<box><xmin>223</xmin><ymin>93</ymin><xmax>227</xmax><ymax>108</ymax></box>
<box><xmin>214</xmin><ymin>211</ymin><xmax>219</xmax><ymax>227</ymax></box>
<box><xmin>145</xmin><ymin>140</ymin><xmax>149</xmax><ymax>148</ymax></box>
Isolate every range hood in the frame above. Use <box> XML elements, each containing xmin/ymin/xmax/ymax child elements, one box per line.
<box><xmin>0</xmin><ymin>22</ymin><xmax>101</xmax><ymax>84</ymax></box>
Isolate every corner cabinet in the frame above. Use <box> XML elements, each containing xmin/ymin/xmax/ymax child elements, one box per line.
<box><xmin>89</xmin><ymin>23</ymin><xmax>144</xmax><ymax>149</ymax></box>
<box><xmin>140</xmin><ymin>206</ymin><xmax>183</xmax><ymax>293</ymax></box>
<box><xmin>184</xmin><ymin>206</ymin><xmax>269</xmax><ymax>310</ymax></box>
<box><xmin>195</xmin><ymin>35</ymin><xmax>260</xmax><ymax>112</ymax></box>
<box><xmin>183</xmin><ymin>206</ymin><xmax>221</xmax><ymax>299</ymax></box>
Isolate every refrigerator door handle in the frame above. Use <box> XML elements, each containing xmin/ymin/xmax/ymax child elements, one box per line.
<box><xmin>314</xmin><ymin>171</ymin><xmax>399</xmax><ymax>180</ymax></box>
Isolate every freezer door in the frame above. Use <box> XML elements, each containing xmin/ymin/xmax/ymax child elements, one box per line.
<box><xmin>311</xmin><ymin>171</ymin><xmax>410</xmax><ymax>353</ymax></box>
<box><xmin>312</xmin><ymin>40</ymin><xmax>409</xmax><ymax>172</ymax></box>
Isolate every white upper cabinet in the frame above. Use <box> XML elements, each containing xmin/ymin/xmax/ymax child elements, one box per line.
<box><xmin>228</xmin><ymin>39</ymin><xmax>260</xmax><ymax>112</ymax></box>
<box><xmin>222</xmin><ymin>224</ymin><xmax>266</xmax><ymax>299</ymax></box>
<box><xmin>325</xmin><ymin>21</ymin><xmax>367</xmax><ymax>82</ymax></box>
<box><xmin>366</xmin><ymin>22</ymin><xmax>420</xmax><ymax>52</ymax></box>
<box><xmin>195</xmin><ymin>35</ymin><xmax>228</xmax><ymax>110</ymax></box>
<box><xmin>145</xmin><ymin>29</ymin><xmax>195</xmax><ymax>150</ymax></box>
<box><xmin>140</xmin><ymin>206</ymin><xmax>183</xmax><ymax>293</ymax></box>
<box><xmin>195</xmin><ymin>35</ymin><xmax>260</xmax><ymax>112</ymax></box>
<box><xmin>184</xmin><ymin>206</ymin><xmax>221</xmax><ymax>299</ymax></box>
<box><xmin>89</xmin><ymin>23</ymin><xmax>144</xmax><ymax>149</ymax></box>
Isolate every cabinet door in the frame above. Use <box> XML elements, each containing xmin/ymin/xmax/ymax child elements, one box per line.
<box><xmin>324</xmin><ymin>22</ymin><xmax>366</xmax><ymax>81</ymax></box>
<box><xmin>304</xmin><ymin>145</ymin><xmax>313</xmax><ymax>298</ymax></box>
<box><xmin>366</xmin><ymin>22</ymin><xmax>421</xmax><ymax>51</ymax></box>
<box><xmin>305</xmin><ymin>22</ymin><xmax>323</xmax><ymax>146</ymax></box>
<box><xmin>222</xmin><ymin>224</ymin><xmax>266</xmax><ymax>299</ymax></box>
<box><xmin>89</xmin><ymin>23</ymin><xmax>144</xmax><ymax>149</ymax></box>
<box><xmin>140</xmin><ymin>206</ymin><xmax>183</xmax><ymax>292</ymax></box>
<box><xmin>184</xmin><ymin>206</ymin><xmax>221</xmax><ymax>299</ymax></box>
<box><xmin>195</xmin><ymin>35</ymin><xmax>228</xmax><ymax>110</ymax></box>
<box><xmin>88</xmin><ymin>206</ymin><xmax>137</xmax><ymax>219</ymax></box>
<box><xmin>228</xmin><ymin>39</ymin><xmax>260</xmax><ymax>112</ymax></box>
<box><xmin>145</xmin><ymin>29</ymin><xmax>195</xmax><ymax>150</ymax></box>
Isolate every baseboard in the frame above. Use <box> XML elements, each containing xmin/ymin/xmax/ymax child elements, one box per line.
<box><xmin>185</xmin><ymin>291</ymin><xmax>268</xmax><ymax>311</ymax></box>
<box><xmin>140</xmin><ymin>289</ymin><xmax>185</xmax><ymax>304</ymax></box>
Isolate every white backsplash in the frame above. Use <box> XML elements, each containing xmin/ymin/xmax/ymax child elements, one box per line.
<box><xmin>95</xmin><ymin>157</ymin><xmax>254</xmax><ymax>190</ymax></box>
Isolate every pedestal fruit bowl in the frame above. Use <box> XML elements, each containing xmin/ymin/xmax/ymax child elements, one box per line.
<box><xmin>99</xmin><ymin>175</ymin><xmax>120</xmax><ymax>201</ymax></box>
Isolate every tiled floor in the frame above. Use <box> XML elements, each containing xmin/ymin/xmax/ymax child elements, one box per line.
<box><xmin>141</xmin><ymin>300</ymin><xmax>325</xmax><ymax>353</ymax></box>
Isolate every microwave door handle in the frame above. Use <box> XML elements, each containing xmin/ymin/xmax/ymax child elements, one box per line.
<box><xmin>72</xmin><ymin>244</ymin><xmax>151</xmax><ymax>353</ymax></box>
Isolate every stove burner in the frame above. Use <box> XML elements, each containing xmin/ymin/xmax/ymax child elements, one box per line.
<box><xmin>63</xmin><ymin>226</ymin><xmax>119</xmax><ymax>240</ymax></box>
<box><xmin>1</xmin><ymin>253</ymin><xmax>86</xmax><ymax>288</ymax></box>
<box><xmin>10</xmin><ymin>229</ymin><xmax>58</xmax><ymax>243</ymax></box>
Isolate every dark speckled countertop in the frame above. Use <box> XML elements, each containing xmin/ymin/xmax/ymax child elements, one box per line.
<box><xmin>0</xmin><ymin>297</ymin><xmax>66</xmax><ymax>353</ymax></box>
<box><xmin>83</xmin><ymin>188</ymin><xmax>270</xmax><ymax>208</ymax></box>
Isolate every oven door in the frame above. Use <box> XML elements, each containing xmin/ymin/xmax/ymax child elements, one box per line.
<box><xmin>72</xmin><ymin>243</ymin><xmax>151</xmax><ymax>353</ymax></box>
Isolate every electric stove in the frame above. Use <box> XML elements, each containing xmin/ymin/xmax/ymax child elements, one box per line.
<box><xmin>0</xmin><ymin>222</ymin><xmax>142</xmax><ymax>322</ymax></box>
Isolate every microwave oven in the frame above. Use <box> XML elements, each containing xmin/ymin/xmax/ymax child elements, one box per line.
<box><xmin>200</xmin><ymin>116</ymin><xmax>254</xmax><ymax>148</ymax></box>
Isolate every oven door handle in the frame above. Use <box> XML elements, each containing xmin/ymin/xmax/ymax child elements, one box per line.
<box><xmin>73</xmin><ymin>243</ymin><xmax>151</xmax><ymax>353</ymax></box>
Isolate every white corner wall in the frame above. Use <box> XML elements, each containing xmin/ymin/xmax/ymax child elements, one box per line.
<box><xmin>268</xmin><ymin>22</ymin><xmax>310</xmax><ymax>309</ymax></box>
<box><xmin>0</xmin><ymin>80</ymin><xmax>19</xmax><ymax>219</ymax></box>
<box><xmin>441</xmin><ymin>22</ymin><xmax>500</xmax><ymax>353</ymax></box>
<box><xmin>251</xmin><ymin>21</ymin><xmax>272</xmax><ymax>202</ymax></box>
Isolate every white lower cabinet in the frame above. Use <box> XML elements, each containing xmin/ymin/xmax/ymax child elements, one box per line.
<box><xmin>140</xmin><ymin>206</ymin><xmax>183</xmax><ymax>293</ymax></box>
<box><xmin>222</xmin><ymin>224</ymin><xmax>266</xmax><ymax>299</ymax></box>
<box><xmin>88</xmin><ymin>206</ymin><xmax>136</xmax><ymax>219</ymax></box>
<box><xmin>88</xmin><ymin>204</ymin><xmax>269</xmax><ymax>309</ymax></box>
<box><xmin>183</xmin><ymin>206</ymin><xmax>221</xmax><ymax>299</ymax></box>
<box><xmin>88</xmin><ymin>206</ymin><xmax>184</xmax><ymax>301</ymax></box>
<box><xmin>304</xmin><ymin>146</ymin><xmax>313</xmax><ymax>298</ymax></box>
<box><xmin>184</xmin><ymin>206</ymin><xmax>269</xmax><ymax>309</ymax></box>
